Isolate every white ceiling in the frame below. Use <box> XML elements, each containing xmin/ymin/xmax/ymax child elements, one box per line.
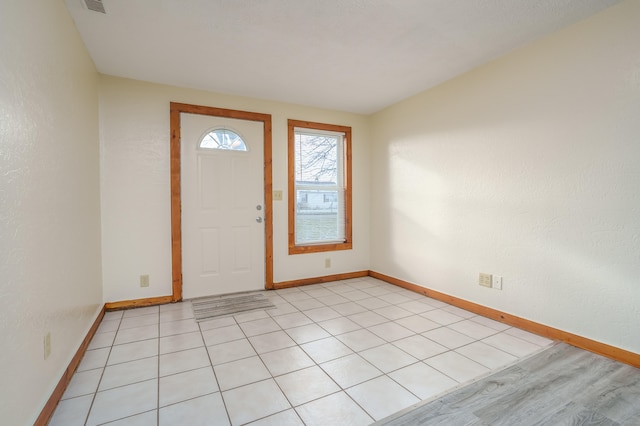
<box><xmin>65</xmin><ymin>0</ymin><xmax>621</xmax><ymax>114</ymax></box>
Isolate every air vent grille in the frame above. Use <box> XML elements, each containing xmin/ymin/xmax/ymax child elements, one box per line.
<box><xmin>85</xmin><ymin>0</ymin><xmax>106</xmax><ymax>14</ymax></box>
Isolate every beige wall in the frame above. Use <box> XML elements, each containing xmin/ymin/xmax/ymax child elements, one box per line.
<box><xmin>0</xmin><ymin>0</ymin><xmax>103</xmax><ymax>424</ymax></box>
<box><xmin>99</xmin><ymin>76</ymin><xmax>371</xmax><ymax>302</ymax></box>
<box><xmin>370</xmin><ymin>0</ymin><xmax>640</xmax><ymax>354</ymax></box>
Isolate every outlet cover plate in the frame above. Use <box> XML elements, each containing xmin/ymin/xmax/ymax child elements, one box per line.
<box><xmin>492</xmin><ymin>275</ymin><xmax>503</xmax><ymax>290</ymax></box>
<box><xmin>479</xmin><ymin>273</ymin><xmax>492</xmax><ymax>288</ymax></box>
<box><xmin>140</xmin><ymin>274</ymin><xmax>150</xmax><ymax>287</ymax></box>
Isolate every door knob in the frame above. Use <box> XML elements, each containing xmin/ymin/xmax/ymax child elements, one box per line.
<box><xmin>256</xmin><ymin>217</ymin><xmax>263</xmax><ymax>223</ymax></box>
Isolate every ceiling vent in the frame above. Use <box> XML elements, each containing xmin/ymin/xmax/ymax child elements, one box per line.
<box><xmin>84</xmin><ymin>0</ymin><xmax>106</xmax><ymax>14</ymax></box>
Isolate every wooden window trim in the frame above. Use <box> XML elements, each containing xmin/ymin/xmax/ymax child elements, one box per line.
<box><xmin>288</xmin><ymin>119</ymin><xmax>352</xmax><ymax>255</ymax></box>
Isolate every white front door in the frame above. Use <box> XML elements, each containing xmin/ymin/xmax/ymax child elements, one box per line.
<box><xmin>181</xmin><ymin>113</ymin><xmax>265</xmax><ymax>298</ymax></box>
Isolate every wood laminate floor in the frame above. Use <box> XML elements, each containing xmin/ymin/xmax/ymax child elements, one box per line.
<box><xmin>378</xmin><ymin>343</ymin><xmax>640</xmax><ymax>426</ymax></box>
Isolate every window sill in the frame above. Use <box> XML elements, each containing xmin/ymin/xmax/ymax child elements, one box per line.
<box><xmin>289</xmin><ymin>241</ymin><xmax>352</xmax><ymax>255</ymax></box>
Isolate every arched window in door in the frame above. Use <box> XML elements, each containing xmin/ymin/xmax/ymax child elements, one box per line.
<box><xmin>200</xmin><ymin>128</ymin><xmax>248</xmax><ymax>151</ymax></box>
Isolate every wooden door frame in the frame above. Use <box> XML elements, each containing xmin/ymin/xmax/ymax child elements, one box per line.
<box><xmin>170</xmin><ymin>102</ymin><xmax>274</xmax><ymax>301</ymax></box>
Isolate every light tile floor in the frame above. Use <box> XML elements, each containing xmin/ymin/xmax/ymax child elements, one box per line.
<box><xmin>49</xmin><ymin>277</ymin><xmax>553</xmax><ymax>426</ymax></box>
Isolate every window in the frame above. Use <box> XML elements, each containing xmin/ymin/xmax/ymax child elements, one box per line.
<box><xmin>288</xmin><ymin>119</ymin><xmax>352</xmax><ymax>254</ymax></box>
<box><xmin>199</xmin><ymin>128</ymin><xmax>247</xmax><ymax>151</ymax></box>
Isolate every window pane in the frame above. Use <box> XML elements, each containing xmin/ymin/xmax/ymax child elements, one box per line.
<box><xmin>294</xmin><ymin>133</ymin><xmax>338</xmax><ymax>183</ymax></box>
<box><xmin>200</xmin><ymin>129</ymin><xmax>247</xmax><ymax>151</ymax></box>
<box><xmin>295</xmin><ymin>189</ymin><xmax>342</xmax><ymax>244</ymax></box>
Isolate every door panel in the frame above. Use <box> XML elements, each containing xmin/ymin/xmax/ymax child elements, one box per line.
<box><xmin>181</xmin><ymin>113</ymin><xmax>265</xmax><ymax>298</ymax></box>
<box><xmin>232</xmin><ymin>226</ymin><xmax>251</xmax><ymax>272</ymax></box>
<box><xmin>199</xmin><ymin>156</ymin><xmax>220</xmax><ymax>210</ymax></box>
<box><xmin>232</xmin><ymin>158</ymin><xmax>251</xmax><ymax>208</ymax></box>
<box><xmin>200</xmin><ymin>228</ymin><xmax>220</xmax><ymax>275</ymax></box>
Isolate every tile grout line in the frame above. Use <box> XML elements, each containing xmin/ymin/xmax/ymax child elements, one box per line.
<box><xmin>198</xmin><ymin>313</ymin><xmax>233</xmax><ymax>426</ymax></box>
<box><xmin>304</xmin><ymin>286</ymin><xmax>472</xmax><ymax>420</ymax></box>
<box><xmin>311</xmin><ymin>286</ymin><xmax>395</xmax><ymax>423</ymax></box>
<box><xmin>234</xmin><ymin>306</ymin><xmax>296</xmax><ymax>424</ymax></box>
<box><xmin>274</xmin><ymin>289</ymin><xmax>371</xmax><ymax>424</ymax></box>
<box><xmin>84</xmin><ymin>311</ymin><xmax>122</xmax><ymax>426</ymax></box>
<box><xmin>286</xmin><ymin>287</ymin><xmax>393</xmax><ymax>422</ymax></box>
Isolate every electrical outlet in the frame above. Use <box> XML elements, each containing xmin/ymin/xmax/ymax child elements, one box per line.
<box><xmin>273</xmin><ymin>190</ymin><xmax>283</xmax><ymax>201</ymax></box>
<box><xmin>325</xmin><ymin>258</ymin><xmax>331</xmax><ymax>268</ymax></box>
<box><xmin>44</xmin><ymin>333</ymin><xmax>51</xmax><ymax>359</ymax></box>
<box><xmin>140</xmin><ymin>274</ymin><xmax>150</xmax><ymax>287</ymax></box>
<box><xmin>492</xmin><ymin>275</ymin><xmax>503</xmax><ymax>290</ymax></box>
<box><xmin>479</xmin><ymin>273</ymin><xmax>492</xmax><ymax>288</ymax></box>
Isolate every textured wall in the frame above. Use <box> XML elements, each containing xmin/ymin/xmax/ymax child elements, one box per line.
<box><xmin>370</xmin><ymin>0</ymin><xmax>640</xmax><ymax>354</ymax></box>
<box><xmin>0</xmin><ymin>1</ymin><xmax>103</xmax><ymax>424</ymax></box>
<box><xmin>99</xmin><ymin>76</ymin><xmax>370</xmax><ymax>302</ymax></box>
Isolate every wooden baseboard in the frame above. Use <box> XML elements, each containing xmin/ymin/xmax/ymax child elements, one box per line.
<box><xmin>273</xmin><ymin>270</ymin><xmax>369</xmax><ymax>289</ymax></box>
<box><xmin>34</xmin><ymin>304</ymin><xmax>106</xmax><ymax>426</ymax></box>
<box><xmin>105</xmin><ymin>295</ymin><xmax>175</xmax><ymax>311</ymax></box>
<box><xmin>105</xmin><ymin>272</ymin><xmax>371</xmax><ymax>309</ymax></box>
<box><xmin>369</xmin><ymin>270</ymin><xmax>640</xmax><ymax>368</ymax></box>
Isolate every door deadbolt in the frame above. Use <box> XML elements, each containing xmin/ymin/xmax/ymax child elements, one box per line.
<box><xmin>256</xmin><ymin>205</ymin><xmax>262</xmax><ymax>211</ymax></box>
